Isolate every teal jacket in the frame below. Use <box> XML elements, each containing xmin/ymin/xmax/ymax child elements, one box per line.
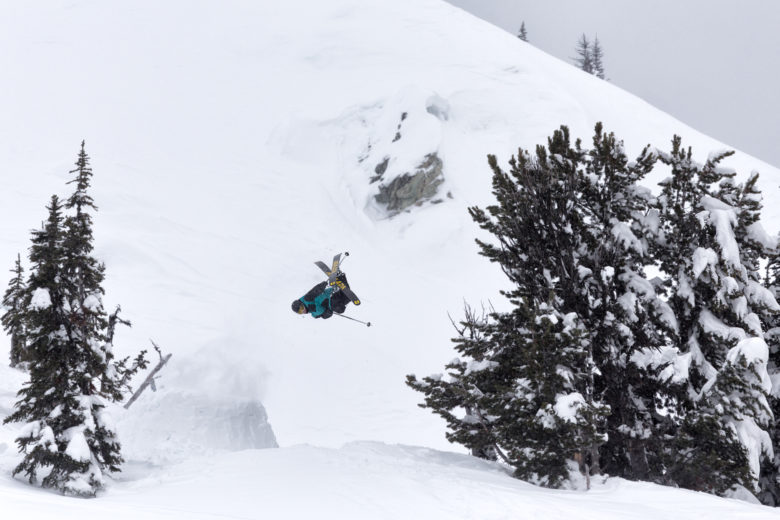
<box><xmin>297</xmin><ymin>281</ymin><xmax>350</xmax><ymax>319</ymax></box>
<box><xmin>302</xmin><ymin>283</ymin><xmax>335</xmax><ymax>317</ymax></box>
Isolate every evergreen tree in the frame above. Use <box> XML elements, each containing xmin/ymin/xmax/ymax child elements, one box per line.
<box><xmin>761</xmin><ymin>245</ymin><xmax>780</xmax><ymax>504</ymax></box>
<box><xmin>409</xmin><ymin>127</ymin><xmax>612</xmax><ymax>487</ymax></box>
<box><xmin>573</xmin><ymin>34</ymin><xmax>605</xmax><ymax>79</ymax></box>
<box><xmin>574</xmin><ymin>34</ymin><xmax>594</xmax><ymax>74</ymax></box>
<box><xmin>4</xmin><ymin>144</ymin><xmax>147</xmax><ymax>497</ymax></box>
<box><xmin>410</xmin><ymin>125</ymin><xmax>683</xmax><ymax>487</ymax></box>
<box><xmin>63</xmin><ymin>141</ymin><xmax>106</xmax><ymax>317</ymax></box>
<box><xmin>732</xmin><ymin>174</ymin><xmax>766</xmax><ymax>276</ymax></box>
<box><xmin>3</xmin><ymin>195</ymin><xmax>83</xmax><ymax>492</ymax></box>
<box><xmin>592</xmin><ymin>36</ymin><xmax>605</xmax><ymax>79</ymax></box>
<box><xmin>406</xmin><ymin>304</ymin><xmax>501</xmax><ymax>462</ymax></box>
<box><xmin>654</xmin><ymin>138</ymin><xmax>772</xmax><ymax>494</ymax></box>
<box><xmin>754</xmin><ymin>184</ymin><xmax>780</xmax><ymax>504</ymax></box>
<box><xmin>409</xmin><ymin>126</ymin><xmax>779</xmax><ymax>499</ymax></box>
<box><xmin>499</xmin><ymin>302</ymin><xmax>607</xmax><ymax>488</ymax></box>
<box><xmin>2</xmin><ymin>253</ymin><xmax>28</xmax><ymax>367</ymax></box>
<box><xmin>577</xmin><ymin>124</ymin><xmax>677</xmax><ymax>482</ymax></box>
<box><xmin>518</xmin><ymin>22</ymin><xmax>528</xmax><ymax>42</ymax></box>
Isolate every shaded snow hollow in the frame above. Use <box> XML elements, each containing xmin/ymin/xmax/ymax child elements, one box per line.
<box><xmin>1</xmin><ymin>0</ymin><xmax>780</xmax><ymax>517</ymax></box>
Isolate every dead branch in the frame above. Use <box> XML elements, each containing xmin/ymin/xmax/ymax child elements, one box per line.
<box><xmin>123</xmin><ymin>339</ymin><xmax>172</xmax><ymax>410</ymax></box>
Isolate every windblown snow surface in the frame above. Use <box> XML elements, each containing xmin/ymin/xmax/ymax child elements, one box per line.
<box><xmin>1</xmin><ymin>0</ymin><xmax>779</xmax><ymax>518</ymax></box>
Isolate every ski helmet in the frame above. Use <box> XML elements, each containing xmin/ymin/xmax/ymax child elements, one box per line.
<box><xmin>291</xmin><ymin>299</ymin><xmax>307</xmax><ymax>314</ymax></box>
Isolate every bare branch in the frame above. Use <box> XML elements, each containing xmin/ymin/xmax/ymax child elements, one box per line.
<box><xmin>123</xmin><ymin>339</ymin><xmax>172</xmax><ymax>410</ymax></box>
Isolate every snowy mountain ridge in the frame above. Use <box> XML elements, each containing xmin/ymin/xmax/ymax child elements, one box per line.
<box><xmin>1</xmin><ymin>0</ymin><xmax>780</xmax><ymax>517</ymax></box>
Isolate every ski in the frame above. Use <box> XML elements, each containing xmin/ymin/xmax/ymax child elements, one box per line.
<box><xmin>315</xmin><ymin>253</ymin><xmax>343</xmax><ymax>283</ymax></box>
<box><xmin>314</xmin><ymin>260</ymin><xmax>331</xmax><ymax>277</ymax></box>
<box><xmin>314</xmin><ymin>252</ymin><xmax>361</xmax><ymax>305</ymax></box>
<box><xmin>330</xmin><ymin>253</ymin><xmax>341</xmax><ymax>276</ymax></box>
<box><xmin>340</xmin><ymin>286</ymin><xmax>361</xmax><ymax>306</ymax></box>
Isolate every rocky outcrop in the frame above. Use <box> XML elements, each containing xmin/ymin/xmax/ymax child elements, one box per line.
<box><xmin>374</xmin><ymin>153</ymin><xmax>445</xmax><ymax>215</ymax></box>
<box><xmin>345</xmin><ymin>89</ymin><xmax>452</xmax><ymax>217</ymax></box>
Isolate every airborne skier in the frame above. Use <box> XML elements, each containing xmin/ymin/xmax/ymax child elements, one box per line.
<box><xmin>291</xmin><ymin>274</ymin><xmax>351</xmax><ymax>319</ymax></box>
<box><xmin>291</xmin><ymin>253</ymin><xmax>362</xmax><ymax>320</ymax></box>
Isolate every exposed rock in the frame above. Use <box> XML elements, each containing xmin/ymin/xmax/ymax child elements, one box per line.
<box><xmin>392</xmin><ymin>113</ymin><xmax>407</xmax><ymax>142</ymax></box>
<box><xmin>375</xmin><ymin>153</ymin><xmax>444</xmax><ymax>215</ymax></box>
<box><xmin>371</xmin><ymin>156</ymin><xmax>390</xmax><ymax>183</ymax></box>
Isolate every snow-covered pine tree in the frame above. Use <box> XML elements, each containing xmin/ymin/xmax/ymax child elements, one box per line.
<box><xmin>699</xmin><ymin>165</ymin><xmax>774</xmax><ymax>498</ymax></box>
<box><xmin>761</xmin><ymin>242</ymin><xmax>780</xmax><ymax>505</ymax></box>
<box><xmin>2</xmin><ymin>253</ymin><xmax>28</xmax><ymax>367</ymax></box>
<box><xmin>2</xmin><ymin>195</ymin><xmax>84</xmax><ymax>491</ymax></box>
<box><xmin>409</xmin><ymin>128</ymin><xmax>611</xmax><ymax>488</ymax></box>
<box><xmin>62</xmin><ymin>141</ymin><xmax>106</xmax><ymax>327</ymax></box>
<box><xmin>60</xmin><ymin>142</ymin><xmax>126</xmax><ymax>482</ymax></box>
<box><xmin>576</xmin><ymin>123</ymin><xmax>678</xmax><ymax>482</ymax></box>
<box><xmin>499</xmin><ymin>301</ymin><xmax>608</xmax><ymax>488</ymax></box>
<box><xmin>406</xmin><ymin>304</ymin><xmax>502</xmax><ymax>462</ymax></box>
<box><xmin>574</xmin><ymin>34</ymin><xmax>594</xmax><ymax>74</ymax></box>
<box><xmin>518</xmin><ymin>21</ymin><xmax>528</xmax><ymax>42</ymax></box>
<box><xmin>475</xmin><ymin>129</ymin><xmax>612</xmax><ymax>486</ymax></box>
<box><xmin>732</xmin><ymin>173</ymin><xmax>780</xmax><ymax>506</ymax></box>
<box><xmin>732</xmin><ymin>173</ymin><xmax>774</xmax><ymax>278</ymax></box>
<box><xmin>592</xmin><ymin>36</ymin><xmax>605</xmax><ymax>79</ymax></box>
<box><xmin>4</xmin><ymin>143</ymin><xmax>147</xmax><ymax>497</ymax></box>
<box><xmin>654</xmin><ymin>138</ymin><xmax>772</xmax><ymax>495</ymax></box>
<box><xmin>729</xmin><ymin>173</ymin><xmax>780</xmax><ymax>342</ymax></box>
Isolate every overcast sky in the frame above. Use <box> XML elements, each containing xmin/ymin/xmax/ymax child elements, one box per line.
<box><xmin>446</xmin><ymin>0</ymin><xmax>780</xmax><ymax>169</ymax></box>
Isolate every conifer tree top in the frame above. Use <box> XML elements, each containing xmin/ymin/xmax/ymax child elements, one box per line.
<box><xmin>518</xmin><ymin>21</ymin><xmax>528</xmax><ymax>42</ymax></box>
<box><xmin>66</xmin><ymin>140</ymin><xmax>96</xmax><ymax>215</ymax></box>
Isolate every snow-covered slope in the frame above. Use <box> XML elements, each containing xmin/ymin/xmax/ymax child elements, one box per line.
<box><xmin>2</xmin><ymin>439</ymin><xmax>778</xmax><ymax>520</ymax></box>
<box><xmin>1</xmin><ymin>0</ymin><xmax>779</xmax><ymax>516</ymax></box>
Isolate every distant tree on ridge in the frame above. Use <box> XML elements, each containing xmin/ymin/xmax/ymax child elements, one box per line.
<box><xmin>518</xmin><ymin>22</ymin><xmax>528</xmax><ymax>42</ymax></box>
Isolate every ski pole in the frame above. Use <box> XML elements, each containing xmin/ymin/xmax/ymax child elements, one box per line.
<box><xmin>335</xmin><ymin>312</ymin><xmax>371</xmax><ymax>327</ymax></box>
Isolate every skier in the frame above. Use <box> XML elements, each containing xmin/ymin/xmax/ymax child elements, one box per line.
<box><xmin>291</xmin><ymin>273</ymin><xmax>352</xmax><ymax>319</ymax></box>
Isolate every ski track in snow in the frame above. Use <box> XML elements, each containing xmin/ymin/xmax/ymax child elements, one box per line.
<box><xmin>1</xmin><ymin>0</ymin><xmax>780</xmax><ymax>517</ymax></box>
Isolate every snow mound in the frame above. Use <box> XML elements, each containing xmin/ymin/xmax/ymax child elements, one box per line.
<box><xmin>119</xmin><ymin>393</ymin><xmax>278</xmax><ymax>464</ymax></box>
